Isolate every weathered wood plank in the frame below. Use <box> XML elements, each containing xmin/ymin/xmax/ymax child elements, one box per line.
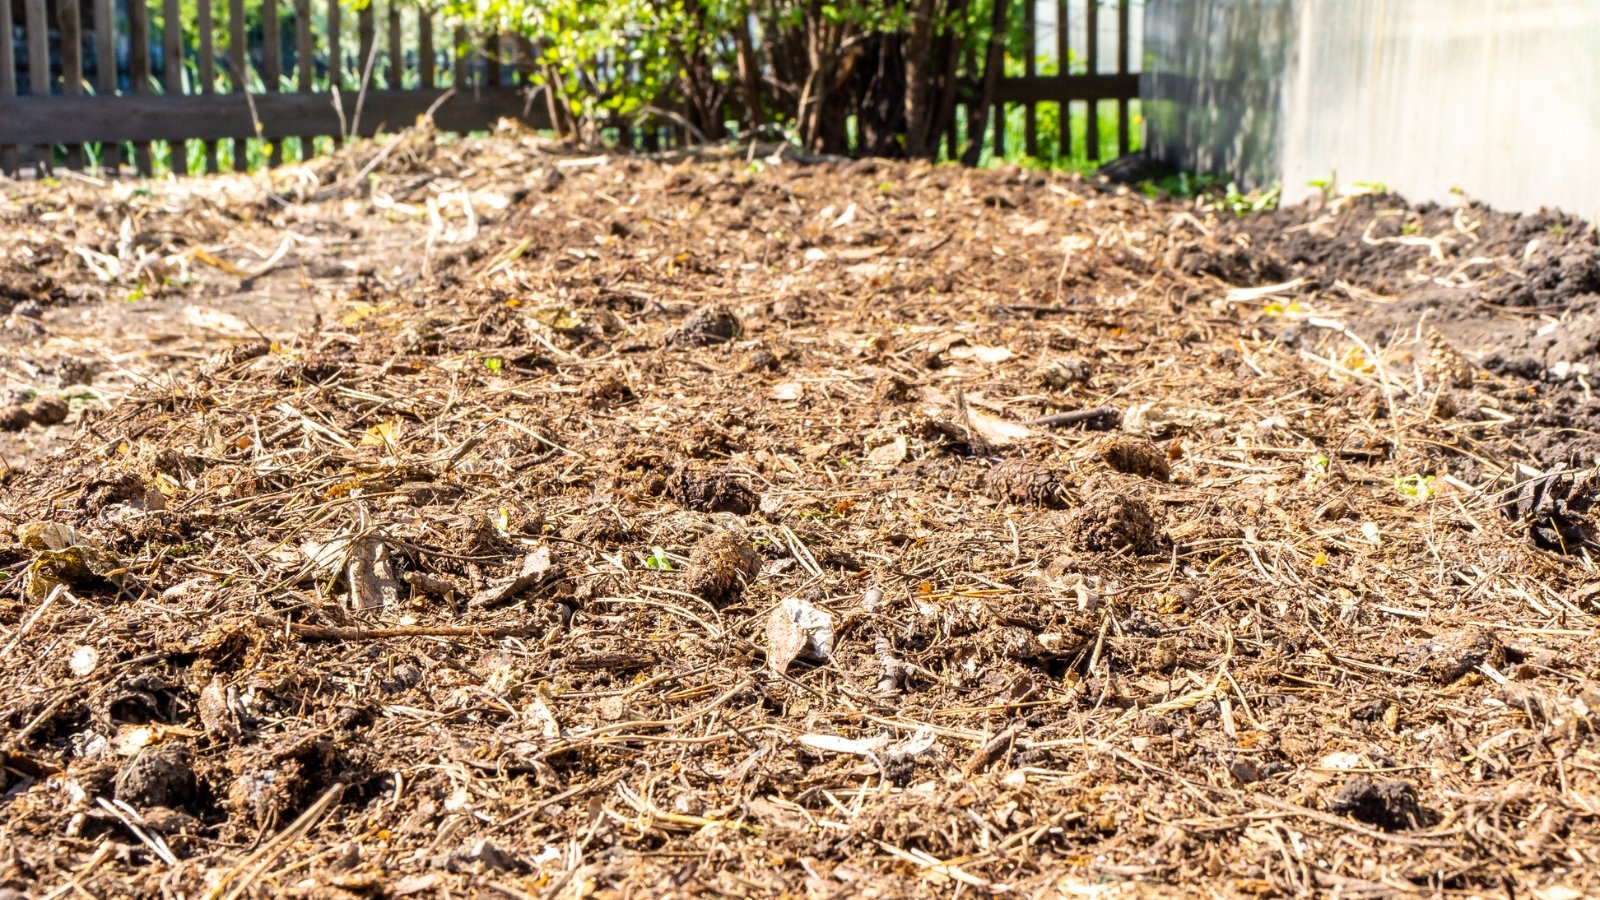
<box><xmin>24</xmin><ymin>0</ymin><xmax>49</xmax><ymax>169</ymax></box>
<box><xmin>92</xmin><ymin>0</ymin><xmax>120</xmax><ymax>172</ymax></box>
<box><xmin>418</xmin><ymin>11</ymin><xmax>435</xmax><ymax>90</ymax></box>
<box><xmin>327</xmin><ymin>0</ymin><xmax>343</xmax><ymax>88</ymax></box>
<box><xmin>129</xmin><ymin>0</ymin><xmax>154</xmax><ymax>174</ymax></box>
<box><xmin>1117</xmin><ymin>0</ymin><xmax>1130</xmax><ymax>156</ymax></box>
<box><xmin>198</xmin><ymin>0</ymin><xmax>218</xmax><ymax>171</ymax></box>
<box><xmin>163</xmin><ymin>0</ymin><xmax>188</xmax><ymax>174</ymax></box>
<box><xmin>1085</xmin><ymin>0</ymin><xmax>1100</xmax><ymax>161</ymax></box>
<box><xmin>485</xmin><ymin>33</ymin><xmax>501</xmax><ymax>86</ymax></box>
<box><xmin>60</xmin><ymin>0</ymin><xmax>87</xmax><ymax>168</ymax></box>
<box><xmin>453</xmin><ymin>26</ymin><xmax>467</xmax><ymax>87</ymax></box>
<box><xmin>358</xmin><ymin>3</ymin><xmax>376</xmax><ymax>88</ymax></box>
<box><xmin>0</xmin><ymin>0</ymin><xmax>15</xmax><ymax>174</ymax></box>
<box><xmin>229</xmin><ymin>0</ymin><xmax>247</xmax><ymax>170</ymax></box>
<box><xmin>1023</xmin><ymin>0</ymin><xmax>1036</xmax><ymax>157</ymax></box>
<box><xmin>262</xmin><ymin>0</ymin><xmax>282</xmax><ymax>165</ymax></box>
<box><xmin>296</xmin><ymin>0</ymin><xmax>314</xmax><ymax>159</ymax></box>
<box><xmin>992</xmin><ymin>73</ymin><xmax>1139</xmax><ymax>105</ymax></box>
<box><xmin>0</xmin><ymin>88</ymin><xmax>549</xmax><ymax>144</ymax></box>
<box><xmin>388</xmin><ymin>2</ymin><xmax>404</xmax><ymax>89</ymax></box>
<box><xmin>1056</xmin><ymin>0</ymin><xmax>1069</xmax><ymax>159</ymax></box>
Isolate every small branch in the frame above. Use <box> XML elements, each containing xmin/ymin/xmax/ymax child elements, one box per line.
<box><xmin>1025</xmin><ymin>406</ymin><xmax>1120</xmax><ymax>428</ymax></box>
<box><xmin>255</xmin><ymin>615</ymin><xmax>541</xmax><ymax>641</ymax></box>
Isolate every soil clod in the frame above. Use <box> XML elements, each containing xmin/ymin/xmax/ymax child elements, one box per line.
<box><xmin>666</xmin><ymin>462</ymin><xmax>759</xmax><ymax>515</ymax></box>
<box><xmin>1098</xmin><ymin>436</ymin><xmax>1172</xmax><ymax>481</ymax></box>
<box><xmin>1327</xmin><ymin>777</ymin><xmax>1437</xmax><ymax>832</ymax></box>
<box><xmin>670</xmin><ymin>304</ymin><xmax>742</xmax><ymax>346</ymax></box>
<box><xmin>114</xmin><ymin>743</ymin><xmax>197</xmax><ymax>810</ymax></box>
<box><xmin>1064</xmin><ymin>488</ymin><xmax>1161</xmax><ymax>554</ymax></box>
<box><xmin>984</xmin><ymin>459</ymin><xmax>1070</xmax><ymax>507</ymax></box>
<box><xmin>687</xmin><ymin>529</ymin><xmax>762</xmax><ymax>605</ymax></box>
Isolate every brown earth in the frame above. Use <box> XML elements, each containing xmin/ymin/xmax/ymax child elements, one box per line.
<box><xmin>1</xmin><ymin>130</ymin><xmax>1599</xmax><ymax>897</ymax></box>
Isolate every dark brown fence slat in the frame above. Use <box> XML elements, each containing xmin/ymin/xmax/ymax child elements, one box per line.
<box><xmin>328</xmin><ymin>0</ymin><xmax>343</xmax><ymax>89</ymax></box>
<box><xmin>92</xmin><ymin>0</ymin><xmax>120</xmax><ymax>173</ymax></box>
<box><xmin>199</xmin><ymin>0</ymin><xmax>218</xmax><ymax>172</ymax></box>
<box><xmin>485</xmin><ymin>33</ymin><xmax>501</xmax><ymax>87</ymax></box>
<box><xmin>60</xmin><ymin>0</ymin><xmax>87</xmax><ymax>169</ymax></box>
<box><xmin>1116</xmin><ymin>0</ymin><xmax>1130</xmax><ymax>156</ymax></box>
<box><xmin>1056</xmin><ymin>0</ymin><xmax>1069</xmax><ymax>160</ymax></box>
<box><xmin>129</xmin><ymin>0</ymin><xmax>154</xmax><ymax>174</ymax></box>
<box><xmin>295</xmin><ymin>0</ymin><xmax>313</xmax><ymax>159</ymax></box>
<box><xmin>992</xmin><ymin>73</ymin><xmax>1138</xmax><ymax>104</ymax></box>
<box><xmin>388</xmin><ymin>2</ymin><xmax>404</xmax><ymax>89</ymax></box>
<box><xmin>0</xmin><ymin>88</ymin><xmax>549</xmax><ymax>143</ymax></box>
<box><xmin>24</xmin><ymin>0</ymin><xmax>49</xmax><ymax>169</ymax></box>
<box><xmin>262</xmin><ymin>0</ymin><xmax>282</xmax><ymax>166</ymax></box>
<box><xmin>1022</xmin><ymin>0</ymin><xmax>1036</xmax><ymax>157</ymax></box>
<box><xmin>0</xmin><ymin>0</ymin><xmax>15</xmax><ymax>175</ymax></box>
<box><xmin>358</xmin><ymin>3</ymin><xmax>375</xmax><ymax>90</ymax></box>
<box><xmin>164</xmin><ymin>0</ymin><xmax>188</xmax><ymax>174</ymax></box>
<box><xmin>229</xmin><ymin>0</ymin><xmax>246</xmax><ymax>170</ymax></box>
<box><xmin>453</xmin><ymin>26</ymin><xmax>467</xmax><ymax>87</ymax></box>
<box><xmin>418</xmin><ymin>12</ymin><xmax>435</xmax><ymax>90</ymax></box>
<box><xmin>1085</xmin><ymin>0</ymin><xmax>1100</xmax><ymax>161</ymax></box>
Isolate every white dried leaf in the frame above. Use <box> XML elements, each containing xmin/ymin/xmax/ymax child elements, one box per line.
<box><xmin>766</xmin><ymin>598</ymin><xmax>834</xmax><ymax>674</ymax></box>
<box><xmin>69</xmin><ymin>645</ymin><xmax>99</xmax><ymax>677</ymax></box>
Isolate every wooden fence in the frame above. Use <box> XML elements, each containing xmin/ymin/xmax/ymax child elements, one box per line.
<box><xmin>997</xmin><ymin>0</ymin><xmax>1140</xmax><ymax>163</ymax></box>
<box><xmin>2</xmin><ymin>0</ymin><xmax>1139</xmax><ymax>178</ymax></box>
<box><xmin>0</xmin><ymin>0</ymin><xmax>544</xmax><ymax>176</ymax></box>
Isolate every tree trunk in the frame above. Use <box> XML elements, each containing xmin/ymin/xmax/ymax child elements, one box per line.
<box><xmin>903</xmin><ymin>0</ymin><xmax>939</xmax><ymax>157</ymax></box>
<box><xmin>962</xmin><ymin>0</ymin><xmax>1009</xmax><ymax>166</ymax></box>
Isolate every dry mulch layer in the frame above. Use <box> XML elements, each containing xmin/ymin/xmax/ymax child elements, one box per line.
<box><xmin>2</xmin><ymin>130</ymin><xmax>1600</xmax><ymax>898</ymax></box>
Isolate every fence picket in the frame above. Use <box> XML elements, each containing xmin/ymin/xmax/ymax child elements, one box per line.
<box><xmin>0</xmin><ymin>0</ymin><xmax>14</xmax><ymax>175</ymax></box>
<box><xmin>1117</xmin><ymin>0</ymin><xmax>1130</xmax><ymax>156</ymax></box>
<box><xmin>1056</xmin><ymin>0</ymin><xmax>1070</xmax><ymax>160</ymax></box>
<box><xmin>262</xmin><ymin>0</ymin><xmax>282</xmax><ymax>166</ymax></box>
<box><xmin>164</xmin><ymin>0</ymin><xmax>189</xmax><ymax>174</ymax></box>
<box><xmin>199</xmin><ymin>0</ymin><xmax>218</xmax><ymax>172</ymax></box>
<box><xmin>419</xmin><ymin>12</ymin><xmax>435</xmax><ymax>90</ymax></box>
<box><xmin>1085</xmin><ymin>0</ymin><xmax>1100</xmax><ymax>161</ymax></box>
<box><xmin>60</xmin><ymin>0</ymin><xmax>87</xmax><ymax>169</ymax></box>
<box><xmin>93</xmin><ymin>0</ymin><xmax>120</xmax><ymax>172</ymax></box>
<box><xmin>453</xmin><ymin>26</ymin><xmax>467</xmax><ymax>87</ymax></box>
<box><xmin>129</xmin><ymin>0</ymin><xmax>154</xmax><ymax>174</ymax></box>
<box><xmin>328</xmin><ymin>0</ymin><xmax>343</xmax><ymax>89</ymax></box>
<box><xmin>388</xmin><ymin>2</ymin><xmax>404</xmax><ymax>89</ymax></box>
<box><xmin>229</xmin><ymin>0</ymin><xmax>247</xmax><ymax>170</ymax></box>
<box><xmin>1021</xmin><ymin>0</ymin><xmax>1036</xmax><ymax>157</ymax></box>
<box><xmin>296</xmin><ymin>0</ymin><xmax>314</xmax><ymax>159</ymax></box>
<box><xmin>358</xmin><ymin>3</ymin><xmax>375</xmax><ymax>92</ymax></box>
<box><xmin>24</xmin><ymin>0</ymin><xmax>48</xmax><ymax>169</ymax></box>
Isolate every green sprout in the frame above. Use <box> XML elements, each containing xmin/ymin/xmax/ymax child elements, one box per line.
<box><xmin>644</xmin><ymin>548</ymin><xmax>674</xmax><ymax>571</ymax></box>
<box><xmin>1394</xmin><ymin>474</ymin><xmax>1437</xmax><ymax>500</ymax></box>
<box><xmin>482</xmin><ymin>357</ymin><xmax>505</xmax><ymax>375</ymax></box>
<box><xmin>1305</xmin><ymin>453</ymin><xmax>1330</xmax><ymax>484</ymax></box>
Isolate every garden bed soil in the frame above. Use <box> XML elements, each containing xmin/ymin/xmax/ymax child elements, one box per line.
<box><xmin>1</xmin><ymin>130</ymin><xmax>1598</xmax><ymax>897</ymax></box>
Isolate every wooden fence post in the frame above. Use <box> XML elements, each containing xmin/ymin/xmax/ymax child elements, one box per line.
<box><xmin>263</xmin><ymin>0</ymin><xmax>283</xmax><ymax>166</ymax></box>
<box><xmin>60</xmin><ymin>0</ymin><xmax>87</xmax><ymax>169</ymax></box>
<box><xmin>94</xmin><ymin>0</ymin><xmax>120</xmax><ymax>173</ymax></box>
<box><xmin>296</xmin><ymin>0</ymin><xmax>315</xmax><ymax>159</ymax></box>
<box><xmin>24</xmin><ymin>0</ymin><xmax>50</xmax><ymax>170</ymax></box>
<box><xmin>129</xmin><ymin>0</ymin><xmax>155</xmax><ymax>174</ymax></box>
<box><xmin>0</xmin><ymin>0</ymin><xmax>15</xmax><ymax>175</ymax></box>
<box><xmin>1085</xmin><ymin>0</ymin><xmax>1100</xmax><ymax>162</ymax></box>
<box><xmin>1117</xmin><ymin>0</ymin><xmax>1130</xmax><ymax>156</ymax></box>
<box><xmin>229</xmin><ymin>0</ymin><xmax>247</xmax><ymax>170</ymax></box>
<box><xmin>164</xmin><ymin>0</ymin><xmax>189</xmax><ymax>174</ymax></box>
<box><xmin>199</xmin><ymin>0</ymin><xmax>219</xmax><ymax>171</ymax></box>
